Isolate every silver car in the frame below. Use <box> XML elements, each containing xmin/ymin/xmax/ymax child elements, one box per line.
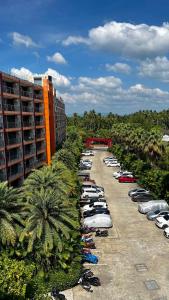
<box><xmin>147</xmin><ymin>209</ymin><xmax>169</xmax><ymax>220</ymax></box>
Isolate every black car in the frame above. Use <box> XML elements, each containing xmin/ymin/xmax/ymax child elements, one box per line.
<box><xmin>131</xmin><ymin>193</ymin><xmax>154</xmax><ymax>202</ymax></box>
<box><xmin>83</xmin><ymin>208</ymin><xmax>110</xmax><ymax>218</ymax></box>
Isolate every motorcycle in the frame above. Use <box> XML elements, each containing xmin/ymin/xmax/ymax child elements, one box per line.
<box><xmin>95</xmin><ymin>229</ymin><xmax>109</xmax><ymax>237</ymax></box>
<box><xmin>50</xmin><ymin>288</ymin><xmax>66</xmax><ymax>299</ymax></box>
<box><xmin>78</xmin><ymin>277</ymin><xmax>93</xmax><ymax>292</ymax></box>
<box><xmin>84</xmin><ymin>242</ymin><xmax>96</xmax><ymax>249</ymax></box>
<box><xmin>80</xmin><ymin>226</ymin><xmax>96</xmax><ymax>233</ymax></box>
<box><xmin>83</xmin><ymin>253</ymin><xmax>98</xmax><ymax>264</ymax></box>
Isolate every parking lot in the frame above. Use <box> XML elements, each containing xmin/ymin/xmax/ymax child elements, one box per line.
<box><xmin>72</xmin><ymin>149</ymin><xmax>169</xmax><ymax>300</ymax></box>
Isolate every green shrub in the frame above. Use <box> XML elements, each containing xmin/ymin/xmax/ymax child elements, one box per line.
<box><xmin>0</xmin><ymin>254</ymin><xmax>35</xmax><ymax>300</ymax></box>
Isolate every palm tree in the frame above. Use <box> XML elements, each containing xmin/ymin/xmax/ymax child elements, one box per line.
<box><xmin>0</xmin><ymin>182</ymin><xmax>24</xmax><ymax>246</ymax></box>
<box><xmin>23</xmin><ymin>166</ymin><xmax>68</xmax><ymax>196</ymax></box>
<box><xmin>20</xmin><ymin>188</ymin><xmax>78</xmax><ymax>254</ymax></box>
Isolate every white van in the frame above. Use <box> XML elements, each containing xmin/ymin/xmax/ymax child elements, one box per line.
<box><xmin>138</xmin><ymin>200</ymin><xmax>168</xmax><ymax>214</ymax></box>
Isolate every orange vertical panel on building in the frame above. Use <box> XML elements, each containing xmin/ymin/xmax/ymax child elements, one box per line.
<box><xmin>43</xmin><ymin>78</ymin><xmax>56</xmax><ymax>165</ymax></box>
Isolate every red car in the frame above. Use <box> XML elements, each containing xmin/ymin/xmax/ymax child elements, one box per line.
<box><xmin>118</xmin><ymin>176</ymin><xmax>138</xmax><ymax>183</ymax></box>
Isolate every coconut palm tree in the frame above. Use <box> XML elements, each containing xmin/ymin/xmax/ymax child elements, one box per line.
<box><xmin>0</xmin><ymin>182</ymin><xmax>24</xmax><ymax>246</ymax></box>
<box><xmin>20</xmin><ymin>188</ymin><xmax>78</xmax><ymax>254</ymax></box>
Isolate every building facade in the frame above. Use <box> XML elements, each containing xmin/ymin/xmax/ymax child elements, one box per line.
<box><xmin>0</xmin><ymin>71</ymin><xmax>66</xmax><ymax>186</ymax></box>
<box><xmin>55</xmin><ymin>96</ymin><xmax>66</xmax><ymax>147</ymax></box>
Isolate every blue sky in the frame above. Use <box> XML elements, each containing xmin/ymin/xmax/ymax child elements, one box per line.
<box><xmin>1</xmin><ymin>0</ymin><xmax>169</xmax><ymax>114</ymax></box>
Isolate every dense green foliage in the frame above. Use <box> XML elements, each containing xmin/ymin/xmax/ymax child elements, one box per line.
<box><xmin>0</xmin><ymin>127</ymin><xmax>83</xmax><ymax>299</ymax></box>
<box><xmin>68</xmin><ymin>110</ymin><xmax>169</xmax><ymax>201</ymax></box>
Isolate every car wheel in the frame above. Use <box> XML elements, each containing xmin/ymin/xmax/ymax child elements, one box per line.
<box><xmin>162</xmin><ymin>225</ymin><xmax>168</xmax><ymax>229</ymax></box>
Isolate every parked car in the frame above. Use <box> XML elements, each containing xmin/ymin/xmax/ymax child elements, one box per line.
<box><xmin>83</xmin><ymin>214</ymin><xmax>112</xmax><ymax>228</ymax></box>
<box><xmin>81</xmin><ymin>189</ymin><xmax>104</xmax><ymax>199</ymax></box>
<box><xmin>80</xmin><ymin>197</ymin><xmax>106</xmax><ymax>207</ymax></box>
<box><xmin>106</xmin><ymin>162</ymin><xmax>120</xmax><ymax>167</ymax></box>
<box><xmin>105</xmin><ymin>159</ymin><xmax>118</xmax><ymax>165</ymax></box>
<box><xmin>83</xmin><ymin>208</ymin><xmax>110</xmax><ymax>218</ymax></box>
<box><xmin>128</xmin><ymin>188</ymin><xmax>150</xmax><ymax>197</ymax></box>
<box><xmin>82</xmin><ymin>187</ymin><xmax>104</xmax><ymax>194</ymax></box>
<box><xmin>79</xmin><ymin>164</ymin><xmax>91</xmax><ymax>170</ymax></box>
<box><xmin>82</xmin><ymin>150</ymin><xmax>94</xmax><ymax>156</ymax></box>
<box><xmin>81</xmin><ymin>202</ymin><xmax>108</xmax><ymax>212</ymax></box>
<box><xmin>114</xmin><ymin>171</ymin><xmax>133</xmax><ymax>179</ymax></box>
<box><xmin>78</xmin><ymin>171</ymin><xmax>90</xmax><ymax>181</ymax></box>
<box><xmin>155</xmin><ymin>215</ymin><xmax>169</xmax><ymax>229</ymax></box>
<box><xmin>163</xmin><ymin>227</ymin><xmax>169</xmax><ymax>238</ymax></box>
<box><xmin>103</xmin><ymin>156</ymin><xmax>115</xmax><ymax>162</ymax></box>
<box><xmin>118</xmin><ymin>176</ymin><xmax>137</xmax><ymax>183</ymax></box>
<box><xmin>147</xmin><ymin>209</ymin><xmax>169</xmax><ymax>220</ymax></box>
<box><xmin>81</xmin><ymin>159</ymin><xmax>92</xmax><ymax>164</ymax></box>
<box><xmin>131</xmin><ymin>193</ymin><xmax>153</xmax><ymax>202</ymax></box>
<box><xmin>82</xmin><ymin>182</ymin><xmax>104</xmax><ymax>191</ymax></box>
<box><xmin>138</xmin><ymin>200</ymin><xmax>168</xmax><ymax>214</ymax></box>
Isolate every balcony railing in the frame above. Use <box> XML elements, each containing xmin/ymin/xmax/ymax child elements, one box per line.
<box><xmin>7</xmin><ymin>152</ymin><xmax>22</xmax><ymax>162</ymax></box>
<box><xmin>3</xmin><ymin>103</ymin><xmax>20</xmax><ymax>112</ymax></box>
<box><xmin>6</xmin><ymin>136</ymin><xmax>22</xmax><ymax>145</ymax></box>
<box><xmin>23</xmin><ymin>121</ymin><xmax>34</xmax><ymax>127</ymax></box>
<box><xmin>0</xmin><ymin>138</ymin><xmax>4</xmax><ymax>148</ymax></box>
<box><xmin>24</xmin><ymin>147</ymin><xmax>36</xmax><ymax>156</ymax></box>
<box><xmin>21</xmin><ymin>90</ymin><xmax>33</xmax><ymax>98</ymax></box>
<box><xmin>0</xmin><ymin>156</ymin><xmax>5</xmax><ymax>166</ymax></box>
<box><xmin>24</xmin><ymin>135</ymin><xmax>34</xmax><ymax>142</ymax></box>
<box><xmin>35</xmin><ymin>106</ymin><xmax>43</xmax><ymax>113</ymax></box>
<box><xmin>8</xmin><ymin>165</ymin><xmax>23</xmax><ymax>177</ymax></box>
<box><xmin>24</xmin><ymin>159</ymin><xmax>35</xmax><ymax>170</ymax></box>
<box><xmin>34</xmin><ymin>94</ymin><xmax>43</xmax><ymax>100</ymax></box>
<box><xmin>6</xmin><ymin>121</ymin><xmax>21</xmax><ymax>128</ymax></box>
<box><xmin>35</xmin><ymin>120</ymin><xmax>44</xmax><ymax>126</ymax></box>
<box><xmin>22</xmin><ymin>105</ymin><xmax>34</xmax><ymax>112</ymax></box>
<box><xmin>3</xmin><ymin>86</ymin><xmax>19</xmax><ymax>95</ymax></box>
<box><xmin>0</xmin><ymin>169</ymin><xmax>7</xmax><ymax>181</ymax></box>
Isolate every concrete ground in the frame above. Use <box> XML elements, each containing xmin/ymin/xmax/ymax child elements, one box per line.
<box><xmin>72</xmin><ymin>149</ymin><xmax>169</xmax><ymax>300</ymax></box>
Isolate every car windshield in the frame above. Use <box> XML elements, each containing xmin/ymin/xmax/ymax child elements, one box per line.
<box><xmin>154</xmin><ymin>210</ymin><xmax>160</xmax><ymax>214</ymax></box>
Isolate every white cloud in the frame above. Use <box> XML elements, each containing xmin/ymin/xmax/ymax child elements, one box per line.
<box><xmin>139</xmin><ymin>56</ymin><xmax>169</xmax><ymax>82</ymax></box>
<box><xmin>11</xmin><ymin>32</ymin><xmax>38</xmax><ymax>48</ymax></box>
<box><xmin>62</xmin><ymin>36</ymin><xmax>90</xmax><ymax>46</ymax></box>
<box><xmin>47</xmin><ymin>52</ymin><xmax>67</xmax><ymax>64</ymax></box>
<box><xmin>11</xmin><ymin>67</ymin><xmax>70</xmax><ymax>88</ymax></box>
<box><xmin>63</xmin><ymin>21</ymin><xmax>169</xmax><ymax>59</ymax></box>
<box><xmin>106</xmin><ymin>62</ymin><xmax>131</xmax><ymax>74</ymax></box>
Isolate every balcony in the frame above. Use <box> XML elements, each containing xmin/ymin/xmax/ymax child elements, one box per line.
<box><xmin>22</xmin><ymin>120</ymin><xmax>34</xmax><ymax>128</ymax></box>
<box><xmin>3</xmin><ymin>85</ymin><xmax>19</xmax><ymax>96</ymax></box>
<box><xmin>8</xmin><ymin>164</ymin><xmax>23</xmax><ymax>182</ymax></box>
<box><xmin>35</xmin><ymin>105</ymin><xmax>43</xmax><ymax>113</ymax></box>
<box><xmin>0</xmin><ymin>137</ymin><xmax>5</xmax><ymax>148</ymax></box>
<box><xmin>6</xmin><ymin>136</ymin><xmax>22</xmax><ymax>147</ymax></box>
<box><xmin>35</xmin><ymin>120</ymin><xmax>44</xmax><ymax>127</ymax></box>
<box><xmin>0</xmin><ymin>169</ymin><xmax>7</xmax><ymax>182</ymax></box>
<box><xmin>7</xmin><ymin>151</ymin><xmax>22</xmax><ymax>166</ymax></box>
<box><xmin>24</xmin><ymin>145</ymin><xmax>36</xmax><ymax>158</ymax></box>
<box><xmin>22</xmin><ymin>104</ymin><xmax>34</xmax><ymax>113</ymax></box>
<box><xmin>5</xmin><ymin>121</ymin><xmax>21</xmax><ymax>129</ymax></box>
<box><xmin>36</xmin><ymin>153</ymin><xmax>46</xmax><ymax>167</ymax></box>
<box><xmin>37</xmin><ymin>142</ymin><xmax>46</xmax><ymax>154</ymax></box>
<box><xmin>24</xmin><ymin>158</ymin><xmax>35</xmax><ymax>174</ymax></box>
<box><xmin>21</xmin><ymin>90</ymin><xmax>33</xmax><ymax>98</ymax></box>
<box><xmin>3</xmin><ymin>103</ymin><xmax>20</xmax><ymax>113</ymax></box>
<box><xmin>34</xmin><ymin>93</ymin><xmax>43</xmax><ymax>100</ymax></box>
<box><xmin>0</xmin><ymin>153</ymin><xmax>6</xmax><ymax>167</ymax></box>
<box><xmin>23</xmin><ymin>135</ymin><xmax>34</xmax><ymax>144</ymax></box>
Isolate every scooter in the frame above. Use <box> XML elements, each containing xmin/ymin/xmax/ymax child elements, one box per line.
<box><xmin>82</xmin><ymin>269</ymin><xmax>101</xmax><ymax>286</ymax></box>
<box><xmin>78</xmin><ymin>276</ymin><xmax>93</xmax><ymax>292</ymax></box>
<box><xmin>95</xmin><ymin>229</ymin><xmax>109</xmax><ymax>237</ymax></box>
<box><xmin>84</xmin><ymin>242</ymin><xmax>96</xmax><ymax>249</ymax></box>
<box><xmin>80</xmin><ymin>226</ymin><xmax>96</xmax><ymax>233</ymax></box>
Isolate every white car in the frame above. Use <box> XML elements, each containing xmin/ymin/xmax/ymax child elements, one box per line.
<box><xmin>114</xmin><ymin>171</ymin><xmax>133</xmax><ymax>179</ymax></box>
<box><xmin>81</xmin><ymin>150</ymin><xmax>94</xmax><ymax>156</ymax></box>
<box><xmin>81</xmin><ymin>190</ymin><xmax>104</xmax><ymax>199</ymax></box>
<box><xmin>106</xmin><ymin>162</ymin><xmax>120</xmax><ymax>167</ymax></box>
<box><xmin>103</xmin><ymin>156</ymin><xmax>115</xmax><ymax>162</ymax></box>
<box><xmin>138</xmin><ymin>200</ymin><xmax>168</xmax><ymax>214</ymax></box>
<box><xmin>82</xmin><ymin>187</ymin><xmax>104</xmax><ymax>194</ymax></box>
<box><xmin>155</xmin><ymin>215</ymin><xmax>169</xmax><ymax>229</ymax></box>
<box><xmin>81</xmin><ymin>202</ymin><xmax>108</xmax><ymax>212</ymax></box>
<box><xmin>105</xmin><ymin>159</ymin><xmax>118</xmax><ymax>164</ymax></box>
<box><xmin>83</xmin><ymin>214</ymin><xmax>112</xmax><ymax>228</ymax></box>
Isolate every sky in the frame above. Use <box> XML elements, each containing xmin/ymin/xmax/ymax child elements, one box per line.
<box><xmin>1</xmin><ymin>0</ymin><xmax>169</xmax><ymax>115</ymax></box>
